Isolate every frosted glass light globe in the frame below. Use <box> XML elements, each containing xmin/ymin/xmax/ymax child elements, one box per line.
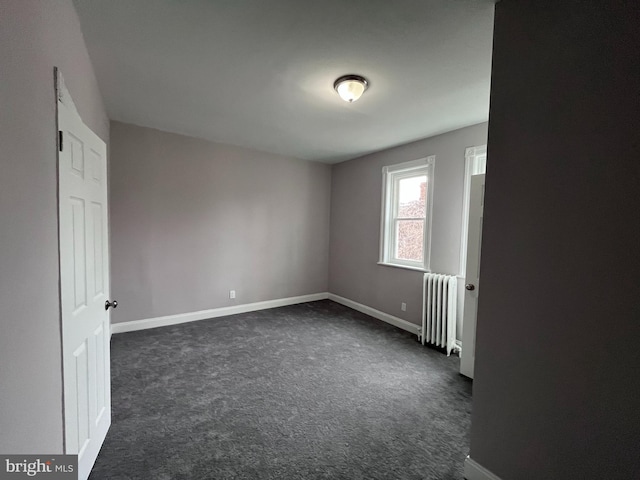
<box><xmin>334</xmin><ymin>75</ymin><xmax>369</xmax><ymax>103</ymax></box>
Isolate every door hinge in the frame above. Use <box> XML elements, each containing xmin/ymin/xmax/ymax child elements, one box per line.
<box><xmin>58</xmin><ymin>131</ymin><xmax>63</xmax><ymax>152</ymax></box>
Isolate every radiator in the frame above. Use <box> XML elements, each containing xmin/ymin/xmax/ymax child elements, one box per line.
<box><xmin>421</xmin><ymin>273</ymin><xmax>458</xmax><ymax>355</ymax></box>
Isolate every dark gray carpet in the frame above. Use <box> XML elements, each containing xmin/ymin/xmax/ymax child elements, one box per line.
<box><xmin>90</xmin><ymin>300</ymin><xmax>472</xmax><ymax>480</ymax></box>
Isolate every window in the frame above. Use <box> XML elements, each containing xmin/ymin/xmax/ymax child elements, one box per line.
<box><xmin>379</xmin><ymin>156</ymin><xmax>435</xmax><ymax>270</ymax></box>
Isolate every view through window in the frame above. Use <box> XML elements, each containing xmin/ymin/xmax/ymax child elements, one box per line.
<box><xmin>395</xmin><ymin>175</ymin><xmax>427</xmax><ymax>262</ymax></box>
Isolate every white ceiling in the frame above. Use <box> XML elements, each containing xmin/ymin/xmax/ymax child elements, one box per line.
<box><xmin>74</xmin><ymin>0</ymin><xmax>495</xmax><ymax>163</ymax></box>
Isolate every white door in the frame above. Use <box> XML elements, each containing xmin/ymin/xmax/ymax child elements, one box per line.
<box><xmin>460</xmin><ymin>174</ymin><xmax>485</xmax><ymax>379</ymax></box>
<box><xmin>57</xmin><ymin>73</ymin><xmax>112</xmax><ymax>480</ymax></box>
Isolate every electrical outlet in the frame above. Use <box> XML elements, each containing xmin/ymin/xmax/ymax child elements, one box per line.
<box><xmin>229</xmin><ymin>290</ymin><xmax>236</xmax><ymax>299</ymax></box>
<box><xmin>401</xmin><ymin>302</ymin><xmax>407</xmax><ymax>311</ymax></box>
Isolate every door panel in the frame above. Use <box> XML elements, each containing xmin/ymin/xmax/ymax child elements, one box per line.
<box><xmin>460</xmin><ymin>174</ymin><xmax>485</xmax><ymax>379</ymax></box>
<box><xmin>58</xmin><ymin>83</ymin><xmax>111</xmax><ymax>480</ymax></box>
<box><xmin>73</xmin><ymin>341</ymin><xmax>90</xmax><ymax>456</ymax></box>
<box><xmin>92</xmin><ymin>202</ymin><xmax>104</xmax><ymax>296</ymax></box>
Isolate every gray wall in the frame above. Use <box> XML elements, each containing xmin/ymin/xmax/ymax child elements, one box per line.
<box><xmin>109</xmin><ymin>121</ymin><xmax>331</xmax><ymax>324</ymax></box>
<box><xmin>469</xmin><ymin>1</ymin><xmax>640</xmax><ymax>479</ymax></box>
<box><xmin>329</xmin><ymin>123</ymin><xmax>488</xmax><ymax>336</ymax></box>
<box><xmin>0</xmin><ymin>1</ymin><xmax>109</xmax><ymax>453</ymax></box>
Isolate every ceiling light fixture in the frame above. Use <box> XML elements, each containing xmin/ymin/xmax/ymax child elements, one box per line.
<box><xmin>334</xmin><ymin>74</ymin><xmax>369</xmax><ymax>103</ymax></box>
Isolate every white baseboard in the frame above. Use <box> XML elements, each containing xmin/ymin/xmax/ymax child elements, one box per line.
<box><xmin>111</xmin><ymin>292</ymin><xmax>422</xmax><ymax>338</ymax></box>
<box><xmin>464</xmin><ymin>457</ymin><xmax>503</xmax><ymax>480</ymax></box>
<box><xmin>327</xmin><ymin>293</ymin><xmax>420</xmax><ymax>336</ymax></box>
<box><xmin>111</xmin><ymin>292</ymin><xmax>329</xmax><ymax>335</ymax></box>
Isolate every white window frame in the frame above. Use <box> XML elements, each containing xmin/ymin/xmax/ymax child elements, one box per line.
<box><xmin>379</xmin><ymin>156</ymin><xmax>435</xmax><ymax>271</ymax></box>
<box><xmin>459</xmin><ymin>145</ymin><xmax>487</xmax><ymax>276</ymax></box>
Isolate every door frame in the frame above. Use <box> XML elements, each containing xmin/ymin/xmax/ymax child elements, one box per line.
<box><xmin>459</xmin><ymin>145</ymin><xmax>487</xmax><ymax>277</ymax></box>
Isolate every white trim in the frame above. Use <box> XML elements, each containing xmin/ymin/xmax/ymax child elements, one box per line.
<box><xmin>110</xmin><ymin>293</ymin><xmax>329</xmax><ymax>334</ymax></box>
<box><xmin>464</xmin><ymin>457</ymin><xmax>504</xmax><ymax>480</ymax></box>
<box><xmin>376</xmin><ymin>261</ymin><xmax>428</xmax><ymax>273</ymax></box>
<box><xmin>380</xmin><ymin>155</ymin><xmax>435</xmax><ymax>271</ymax></box>
<box><xmin>383</xmin><ymin>157</ymin><xmax>431</xmax><ymax>174</ymax></box>
<box><xmin>459</xmin><ymin>146</ymin><xmax>487</xmax><ymax>276</ymax></box>
<box><xmin>111</xmin><ymin>292</ymin><xmax>422</xmax><ymax>338</ymax></box>
<box><xmin>327</xmin><ymin>293</ymin><xmax>420</xmax><ymax>336</ymax></box>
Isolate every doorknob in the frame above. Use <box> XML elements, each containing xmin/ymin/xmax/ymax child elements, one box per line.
<box><xmin>465</xmin><ymin>284</ymin><xmax>475</xmax><ymax>291</ymax></box>
<box><xmin>105</xmin><ymin>300</ymin><xmax>118</xmax><ymax>310</ymax></box>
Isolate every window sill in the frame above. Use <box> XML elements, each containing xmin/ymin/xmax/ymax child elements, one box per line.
<box><xmin>377</xmin><ymin>261</ymin><xmax>428</xmax><ymax>273</ymax></box>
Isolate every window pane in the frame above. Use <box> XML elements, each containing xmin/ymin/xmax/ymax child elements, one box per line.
<box><xmin>395</xmin><ymin>219</ymin><xmax>424</xmax><ymax>262</ymax></box>
<box><xmin>397</xmin><ymin>175</ymin><xmax>427</xmax><ymax>218</ymax></box>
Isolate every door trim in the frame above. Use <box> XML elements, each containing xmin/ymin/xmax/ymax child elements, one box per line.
<box><xmin>459</xmin><ymin>145</ymin><xmax>487</xmax><ymax>277</ymax></box>
<box><xmin>54</xmin><ymin>66</ymin><xmax>74</xmax><ymax>454</ymax></box>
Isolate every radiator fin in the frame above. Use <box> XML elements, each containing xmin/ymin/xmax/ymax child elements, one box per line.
<box><xmin>422</xmin><ymin>273</ymin><xmax>457</xmax><ymax>355</ymax></box>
